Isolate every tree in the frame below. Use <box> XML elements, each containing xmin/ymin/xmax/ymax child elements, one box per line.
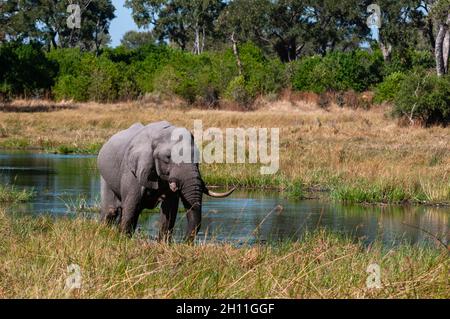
<box><xmin>305</xmin><ymin>0</ymin><xmax>371</xmax><ymax>56</ymax></box>
<box><xmin>125</xmin><ymin>0</ymin><xmax>225</xmax><ymax>53</ymax></box>
<box><xmin>365</xmin><ymin>0</ymin><xmax>427</xmax><ymax>61</ymax></box>
<box><xmin>218</xmin><ymin>0</ymin><xmax>310</xmax><ymax>62</ymax></box>
<box><xmin>218</xmin><ymin>0</ymin><xmax>371</xmax><ymax>62</ymax></box>
<box><xmin>432</xmin><ymin>0</ymin><xmax>450</xmax><ymax>75</ymax></box>
<box><xmin>0</xmin><ymin>0</ymin><xmax>115</xmax><ymax>53</ymax></box>
<box><xmin>120</xmin><ymin>30</ymin><xmax>156</xmax><ymax>49</ymax></box>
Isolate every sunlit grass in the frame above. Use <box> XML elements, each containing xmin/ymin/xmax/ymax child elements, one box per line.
<box><xmin>0</xmin><ymin>210</ymin><xmax>447</xmax><ymax>299</ymax></box>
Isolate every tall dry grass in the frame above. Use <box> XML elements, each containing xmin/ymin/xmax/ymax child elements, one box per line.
<box><xmin>0</xmin><ymin>210</ymin><xmax>448</xmax><ymax>298</ymax></box>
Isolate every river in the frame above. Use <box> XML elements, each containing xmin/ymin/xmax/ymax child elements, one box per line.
<box><xmin>1</xmin><ymin>151</ymin><xmax>448</xmax><ymax>247</ymax></box>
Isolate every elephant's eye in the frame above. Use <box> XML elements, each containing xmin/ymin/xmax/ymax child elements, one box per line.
<box><xmin>162</xmin><ymin>153</ymin><xmax>171</xmax><ymax>163</ymax></box>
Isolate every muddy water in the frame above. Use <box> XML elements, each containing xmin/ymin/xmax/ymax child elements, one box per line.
<box><xmin>1</xmin><ymin>151</ymin><xmax>448</xmax><ymax>246</ymax></box>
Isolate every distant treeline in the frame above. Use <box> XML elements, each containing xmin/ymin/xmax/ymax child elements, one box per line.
<box><xmin>1</xmin><ymin>42</ymin><xmax>449</xmax><ymax>125</ymax></box>
<box><xmin>0</xmin><ymin>0</ymin><xmax>449</xmax><ymax>125</ymax></box>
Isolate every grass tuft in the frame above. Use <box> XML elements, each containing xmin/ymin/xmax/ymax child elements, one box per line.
<box><xmin>0</xmin><ymin>185</ymin><xmax>35</xmax><ymax>203</ymax></box>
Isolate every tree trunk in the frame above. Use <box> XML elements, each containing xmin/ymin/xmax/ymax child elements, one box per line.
<box><xmin>426</xmin><ymin>18</ymin><xmax>435</xmax><ymax>52</ymax></box>
<box><xmin>435</xmin><ymin>13</ymin><xmax>450</xmax><ymax>76</ymax></box>
<box><xmin>443</xmin><ymin>29</ymin><xmax>449</xmax><ymax>74</ymax></box>
<box><xmin>193</xmin><ymin>21</ymin><xmax>200</xmax><ymax>55</ymax></box>
<box><xmin>231</xmin><ymin>32</ymin><xmax>243</xmax><ymax>76</ymax></box>
<box><xmin>380</xmin><ymin>42</ymin><xmax>392</xmax><ymax>61</ymax></box>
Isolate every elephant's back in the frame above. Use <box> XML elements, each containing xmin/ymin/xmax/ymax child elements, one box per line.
<box><xmin>97</xmin><ymin>123</ymin><xmax>145</xmax><ymax>190</ymax></box>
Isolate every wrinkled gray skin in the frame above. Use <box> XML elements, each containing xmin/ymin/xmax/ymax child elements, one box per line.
<box><xmin>97</xmin><ymin>121</ymin><xmax>234</xmax><ymax>241</ymax></box>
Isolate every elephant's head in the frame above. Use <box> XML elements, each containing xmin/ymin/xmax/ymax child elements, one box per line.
<box><xmin>125</xmin><ymin>122</ymin><xmax>235</xmax><ymax>240</ymax></box>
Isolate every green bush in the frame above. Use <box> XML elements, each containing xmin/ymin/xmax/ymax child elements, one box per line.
<box><xmin>291</xmin><ymin>56</ymin><xmax>328</xmax><ymax>93</ymax></box>
<box><xmin>51</xmin><ymin>50</ymin><xmax>139</xmax><ymax>102</ymax></box>
<box><xmin>225</xmin><ymin>75</ymin><xmax>252</xmax><ymax>107</ymax></box>
<box><xmin>3</xmin><ymin>42</ymin><xmax>439</xmax><ymax>107</ymax></box>
<box><xmin>240</xmin><ymin>43</ymin><xmax>287</xmax><ymax>97</ymax></box>
<box><xmin>151</xmin><ymin>52</ymin><xmax>216</xmax><ymax>103</ymax></box>
<box><xmin>0</xmin><ymin>42</ymin><xmax>56</xmax><ymax>97</ymax></box>
<box><xmin>373</xmin><ymin>72</ymin><xmax>407</xmax><ymax>104</ymax></box>
<box><xmin>53</xmin><ymin>74</ymin><xmax>91</xmax><ymax>101</ymax></box>
<box><xmin>291</xmin><ymin>50</ymin><xmax>383</xmax><ymax>93</ymax></box>
<box><xmin>393</xmin><ymin>71</ymin><xmax>450</xmax><ymax>126</ymax></box>
<box><xmin>382</xmin><ymin>49</ymin><xmax>435</xmax><ymax>76</ymax></box>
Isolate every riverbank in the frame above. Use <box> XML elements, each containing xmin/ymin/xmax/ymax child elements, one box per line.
<box><xmin>0</xmin><ymin>99</ymin><xmax>449</xmax><ymax>204</ymax></box>
<box><xmin>0</xmin><ymin>210</ymin><xmax>447</xmax><ymax>298</ymax></box>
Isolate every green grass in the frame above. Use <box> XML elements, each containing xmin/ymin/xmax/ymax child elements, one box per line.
<box><xmin>330</xmin><ymin>182</ymin><xmax>414</xmax><ymax>204</ymax></box>
<box><xmin>204</xmin><ymin>168</ymin><xmax>304</xmax><ymax>198</ymax></box>
<box><xmin>329</xmin><ymin>179</ymin><xmax>450</xmax><ymax>204</ymax></box>
<box><xmin>0</xmin><ymin>185</ymin><xmax>35</xmax><ymax>203</ymax></box>
<box><xmin>44</xmin><ymin>142</ymin><xmax>103</xmax><ymax>155</ymax></box>
<box><xmin>0</xmin><ymin>138</ymin><xmax>31</xmax><ymax>149</ymax></box>
<box><xmin>0</xmin><ymin>210</ymin><xmax>448</xmax><ymax>298</ymax></box>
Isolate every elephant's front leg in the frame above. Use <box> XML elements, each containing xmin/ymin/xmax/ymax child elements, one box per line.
<box><xmin>119</xmin><ymin>194</ymin><xmax>142</xmax><ymax>236</ymax></box>
<box><xmin>119</xmin><ymin>177</ymin><xmax>143</xmax><ymax>236</ymax></box>
<box><xmin>158</xmin><ymin>192</ymin><xmax>179</xmax><ymax>242</ymax></box>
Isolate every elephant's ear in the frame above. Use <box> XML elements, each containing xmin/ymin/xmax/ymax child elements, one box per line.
<box><xmin>125</xmin><ymin>137</ymin><xmax>159</xmax><ymax>190</ymax></box>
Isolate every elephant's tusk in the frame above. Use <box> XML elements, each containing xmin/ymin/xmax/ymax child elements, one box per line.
<box><xmin>169</xmin><ymin>182</ymin><xmax>178</xmax><ymax>192</ymax></box>
<box><xmin>203</xmin><ymin>186</ymin><xmax>236</xmax><ymax>198</ymax></box>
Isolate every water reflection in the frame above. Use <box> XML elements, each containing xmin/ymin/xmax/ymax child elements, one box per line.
<box><xmin>1</xmin><ymin>151</ymin><xmax>448</xmax><ymax>247</ymax></box>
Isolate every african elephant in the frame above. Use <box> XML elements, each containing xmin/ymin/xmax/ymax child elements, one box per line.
<box><xmin>97</xmin><ymin>121</ymin><xmax>235</xmax><ymax>241</ymax></box>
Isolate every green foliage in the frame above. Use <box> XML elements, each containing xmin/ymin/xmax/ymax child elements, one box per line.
<box><xmin>239</xmin><ymin>43</ymin><xmax>287</xmax><ymax>97</ymax></box>
<box><xmin>0</xmin><ymin>0</ymin><xmax>115</xmax><ymax>52</ymax></box>
<box><xmin>50</xmin><ymin>48</ymin><xmax>140</xmax><ymax>102</ymax></box>
<box><xmin>393</xmin><ymin>72</ymin><xmax>450</xmax><ymax>126</ymax></box>
<box><xmin>382</xmin><ymin>49</ymin><xmax>435</xmax><ymax>76</ymax></box>
<box><xmin>292</xmin><ymin>50</ymin><xmax>384</xmax><ymax>93</ymax></box>
<box><xmin>120</xmin><ymin>30</ymin><xmax>155</xmax><ymax>49</ymax></box>
<box><xmin>0</xmin><ymin>185</ymin><xmax>35</xmax><ymax>203</ymax></box>
<box><xmin>225</xmin><ymin>75</ymin><xmax>252</xmax><ymax>106</ymax></box>
<box><xmin>0</xmin><ymin>41</ymin><xmax>442</xmax><ymax>109</ymax></box>
<box><xmin>374</xmin><ymin>72</ymin><xmax>407</xmax><ymax>104</ymax></box>
<box><xmin>0</xmin><ymin>42</ymin><xmax>56</xmax><ymax>97</ymax></box>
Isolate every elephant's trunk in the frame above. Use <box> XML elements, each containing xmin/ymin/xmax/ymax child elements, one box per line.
<box><xmin>180</xmin><ymin>174</ymin><xmax>203</xmax><ymax>241</ymax></box>
<box><xmin>178</xmin><ymin>165</ymin><xmax>235</xmax><ymax>241</ymax></box>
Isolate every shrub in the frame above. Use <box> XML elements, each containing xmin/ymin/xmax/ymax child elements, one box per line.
<box><xmin>382</xmin><ymin>49</ymin><xmax>435</xmax><ymax>76</ymax></box>
<box><xmin>393</xmin><ymin>71</ymin><xmax>450</xmax><ymax>126</ymax></box>
<box><xmin>225</xmin><ymin>75</ymin><xmax>252</xmax><ymax>107</ymax></box>
<box><xmin>291</xmin><ymin>50</ymin><xmax>383</xmax><ymax>93</ymax></box>
<box><xmin>0</xmin><ymin>42</ymin><xmax>56</xmax><ymax>97</ymax></box>
<box><xmin>373</xmin><ymin>72</ymin><xmax>407</xmax><ymax>104</ymax></box>
<box><xmin>85</xmin><ymin>55</ymin><xmax>122</xmax><ymax>102</ymax></box>
<box><xmin>53</xmin><ymin>74</ymin><xmax>91</xmax><ymax>101</ymax></box>
<box><xmin>239</xmin><ymin>43</ymin><xmax>286</xmax><ymax>97</ymax></box>
<box><xmin>291</xmin><ymin>56</ymin><xmax>328</xmax><ymax>93</ymax></box>
<box><xmin>51</xmin><ymin>50</ymin><xmax>138</xmax><ymax>102</ymax></box>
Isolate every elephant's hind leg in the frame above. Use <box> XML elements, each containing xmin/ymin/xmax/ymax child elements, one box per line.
<box><xmin>100</xmin><ymin>177</ymin><xmax>121</xmax><ymax>225</ymax></box>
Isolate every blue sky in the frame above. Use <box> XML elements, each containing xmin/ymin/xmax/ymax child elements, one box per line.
<box><xmin>109</xmin><ymin>0</ymin><xmax>140</xmax><ymax>47</ymax></box>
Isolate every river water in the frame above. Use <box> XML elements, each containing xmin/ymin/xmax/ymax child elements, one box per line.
<box><xmin>1</xmin><ymin>151</ymin><xmax>448</xmax><ymax>247</ymax></box>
